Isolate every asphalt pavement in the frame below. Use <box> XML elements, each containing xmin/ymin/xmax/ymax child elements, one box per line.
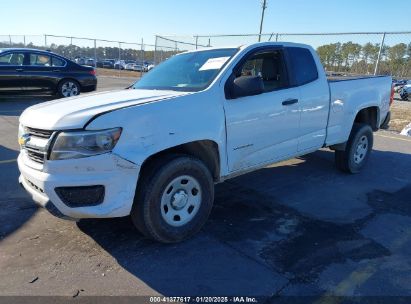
<box><xmin>0</xmin><ymin>77</ymin><xmax>411</xmax><ymax>301</ymax></box>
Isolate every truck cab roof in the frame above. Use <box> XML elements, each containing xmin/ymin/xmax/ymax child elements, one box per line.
<box><xmin>183</xmin><ymin>41</ymin><xmax>312</xmax><ymax>54</ymax></box>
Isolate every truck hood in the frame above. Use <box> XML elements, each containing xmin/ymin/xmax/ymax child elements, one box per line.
<box><xmin>20</xmin><ymin>89</ymin><xmax>189</xmax><ymax>130</ymax></box>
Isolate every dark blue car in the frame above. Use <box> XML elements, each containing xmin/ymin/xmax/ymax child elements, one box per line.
<box><xmin>0</xmin><ymin>48</ymin><xmax>97</xmax><ymax>97</ymax></box>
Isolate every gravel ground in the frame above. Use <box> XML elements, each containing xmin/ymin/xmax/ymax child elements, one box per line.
<box><xmin>390</xmin><ymin>95</ymin><xmax>411</xmax><ymax>133</ymax></box>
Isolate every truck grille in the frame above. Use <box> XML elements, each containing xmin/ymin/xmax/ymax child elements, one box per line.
<box><xmin>26</xmin><ymin>148</ymin><xmax>46</xmax><ymax>163</ymax></box>
<box><xmin>26</xmin><ymin>127</ymin><xmax>53</xmax><ymax>139</ymax></box>
<box><xmin>23</xmin><ymin>127</ymin><xmax>54</xmax><ymax>164</ymax></box>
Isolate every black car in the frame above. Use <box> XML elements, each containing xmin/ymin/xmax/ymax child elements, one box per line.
<box><xmin>0</xmin><ymin>48</ymin><xmax>97</xmax><ymax>97</ymax></box>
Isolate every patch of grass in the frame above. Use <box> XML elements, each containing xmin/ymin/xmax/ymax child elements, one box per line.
<box><xmin>390</xmin><ymin>97</ymin><xmax>411</xmax><ymax>133</ymax></box>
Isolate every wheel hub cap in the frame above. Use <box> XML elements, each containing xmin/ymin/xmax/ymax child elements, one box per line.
<box><xmin>171</xmin><ymin>190</ymin><xmax>189</xmax><ymax>210</ymax></box>
<box><xmin>160</xmin><ymin>175</ymin><xmax>202</xmax><ymax>227</ymax></box>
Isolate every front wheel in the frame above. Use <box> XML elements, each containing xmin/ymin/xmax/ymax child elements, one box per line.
<box><xmin>131</xmin><ymin>155</ymin><xmax>214</xmax><ymax>243</ymax></box>
<box><xmin>57</xmin><ymin>80</ymin><xmax>80</xmax><ymax>98</ymax></box>
<box><xmin>335</xmin><ymin>123</ymin><xmax>373</xmax><ymax>174</ymax></box>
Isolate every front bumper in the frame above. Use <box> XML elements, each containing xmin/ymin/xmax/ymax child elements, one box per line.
<box><xmin>18</xmin><ymin>152</ymin><xmax>140</xmax><ymax>219</ymax></box>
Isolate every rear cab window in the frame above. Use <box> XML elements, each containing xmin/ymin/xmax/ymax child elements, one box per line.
<box><xmin>286</xmin><ymin>47</ymin><xmax>318</xmax><ymax>86</ymax></box>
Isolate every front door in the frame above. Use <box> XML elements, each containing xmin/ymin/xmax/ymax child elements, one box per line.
<box><xmin>224</xmin><ymin>47</ymin><xmax>301</xmax><ymax>172</ymax></box>
<box><xmin>0</xmin><ymin>51</ymin><xmax>26</xmax><ymax>92</ymax></box>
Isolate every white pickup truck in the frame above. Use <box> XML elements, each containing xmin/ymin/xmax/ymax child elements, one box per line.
<box><xmin>18</xmin><ymin>42</ymin><xmax>393</xmax><ymax>243</ymax></box>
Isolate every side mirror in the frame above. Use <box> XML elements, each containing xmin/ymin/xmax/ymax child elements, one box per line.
<box><xmin>229</xmin><ymin>76</ymin><xmax>264</xmax><ymax>99</ymax></box>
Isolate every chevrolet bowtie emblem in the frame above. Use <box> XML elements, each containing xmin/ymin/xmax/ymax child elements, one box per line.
<box><xmin>18</xmin><ymin>134</ymin><xmax>30</xmax><ymax>146</ymax></box>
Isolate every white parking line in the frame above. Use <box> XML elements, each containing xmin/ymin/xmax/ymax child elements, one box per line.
<box><xmin>0</xmin><ymin>159</ymin><xmax>17</xmax><ymax>164</ymax></box>
<box><xmin>376</xmin><ymin>133</ymin><xmax>411</xmax><ymax>142</ymax></box>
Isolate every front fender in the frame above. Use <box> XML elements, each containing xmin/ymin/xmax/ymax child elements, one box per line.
<box><xmin>85</xmin><ymin>90</ymin><xmax>227</xmax><ymax>168</ymax></box>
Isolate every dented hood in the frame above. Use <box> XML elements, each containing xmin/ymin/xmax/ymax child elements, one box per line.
<box><xmin>19</xmin><ymin>89</ymin><xmax>189</xmax><ymax>130</ymax></box>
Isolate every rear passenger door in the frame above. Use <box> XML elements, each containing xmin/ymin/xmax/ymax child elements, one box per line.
<box><xmin>23</xmin><ymin>53</ymin><xmax>55</xmax><ymax>91</ymax></box>
<box><xmin>286</xmin><ymin>47</ymin><xmax>330</xmax><ymax>152</ymax></box>
<box><xmin>0</xmin><ymin>51</ymin><xmax>26</xmax><ymax>92</ymax></box>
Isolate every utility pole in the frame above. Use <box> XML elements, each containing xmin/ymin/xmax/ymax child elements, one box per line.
<box><xmin>258</xmin><ymin>0</ymin><xmax>267</xmax><ymax>42</ymax></box>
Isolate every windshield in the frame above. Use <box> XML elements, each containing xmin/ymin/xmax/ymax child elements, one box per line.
<box><xmin>132</xmin><ymin>48</ymin><xmax>238</xmax><ymax>92</ymax></box>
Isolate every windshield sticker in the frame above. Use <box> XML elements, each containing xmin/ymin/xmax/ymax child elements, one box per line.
<box><xmin>199</xmin><ymin>57</ymin><xmax>230</xmax><ymax>71</ymax></box>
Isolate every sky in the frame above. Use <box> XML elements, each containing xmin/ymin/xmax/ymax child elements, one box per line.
<box><xmin>1</xmin><ymin>0</ymin><xmax>410</xmax><ymax>47</ymax></box>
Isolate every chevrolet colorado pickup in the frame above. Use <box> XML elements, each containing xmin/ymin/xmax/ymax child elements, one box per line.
<box><xmin>18</xmin><ymin>42</ymin><xmax>393</xmax><ymax>243</ymax></box>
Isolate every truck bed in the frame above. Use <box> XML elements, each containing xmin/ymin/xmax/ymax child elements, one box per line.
<box><xmin>325</xmin><ymin>75</ymin><xmax>392</xmax><ymax>147</ymax></box>
<box><xmin>327</xmin><ymin>75</ymin><xmax>388</xmax><ymax>82</ymax></box>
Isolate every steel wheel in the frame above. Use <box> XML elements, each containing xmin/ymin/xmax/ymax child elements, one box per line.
<box><xmin>61</xmin><ymin>81</ymin><xmax>79</xmax><ymax>97</ymax></box>
<box><xmin>160</xmin><ymin>175</ymin><xmax>202</xmax><ymax>227</ymax></box>
<box><xmin>335</xmin><ymin>123</ymin><xmax>373</xmax><ymax>174</ymax></box>
<box><xmin>131</xmin><ymin>155</ymin><xmax>214</xmax><ymax>243</ymax></box>
<box><xmin>353</xmin><ymin>135</ymin><xmax>368</xmax><ymax>164</ymax></box>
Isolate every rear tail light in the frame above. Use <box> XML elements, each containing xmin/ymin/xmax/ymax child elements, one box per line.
<box><xmin>389</xmin><ymin>84</ymin><xmax>394</xmax><ymax>106</ymax></box>
<box><xmin>89</xmin><ymin>69</ymin><xmax>96</xmax><ymax>76</ymax></box>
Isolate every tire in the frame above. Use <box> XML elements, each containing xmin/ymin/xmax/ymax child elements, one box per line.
<box><xmin>57</xmin><ymin>79</ymin><xmax>81</xmax><ymax>98</ymax></box>
<box><xmin>400</xmin><ymin>93</ymin><xmax>409</xmax><ymax>101</ymax></box>
<box><xmin>131</xmin><ymin>155</ymin><xmax>214</xmax><ymax>243</ymax></box>
<box><xmin>335</xmin><ymin>123</ymin><xmax>373</xmax><ymax>174</ymax></box>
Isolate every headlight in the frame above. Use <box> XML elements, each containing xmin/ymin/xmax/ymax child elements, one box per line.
<box><xmin>49</xmin><ymin>128</ymin><xmax>122</xmax><ymax>160</ymax></box>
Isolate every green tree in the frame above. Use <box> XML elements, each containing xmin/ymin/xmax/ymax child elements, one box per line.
<box><xmin>361</xmin><ymin>42</ymin><xmax>379</xmax><ymax>74</ymax></box>
<box><xmin>387</xmin><ymin>43</ymin><xmax>407</xmax><ymax>76</ymax></box>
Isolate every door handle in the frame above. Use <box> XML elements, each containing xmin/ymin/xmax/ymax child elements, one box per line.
<box><xmin>282</xmin><ymin>98</ymin><xmax>299</xmax><ymax>106</ymax></box>
<box><xmin>52</xmin><ymin>69</ymin><xmax>60</xmax><ymax>72</ymax></box>
<box><xmin>15</xmin><ymin>68</ymin><xmax>24</xmax><ymax>72</ymax></box>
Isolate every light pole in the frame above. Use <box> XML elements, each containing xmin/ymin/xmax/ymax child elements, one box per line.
<box><xmin>258</xmin><ymin>0</ymin><xmax>267</xmax><ymax>42</ymax></box>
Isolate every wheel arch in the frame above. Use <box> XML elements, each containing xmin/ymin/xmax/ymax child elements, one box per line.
<box><xmin>353</xmin><ymin>106</ymin><xmax>380</xmax><ymax>131</ymax></box>
<box><xmin>139</xmin><ymin>140</ymin><xmax>221</xmax><ymax>183</ymax></box>
<box><xmin>330</xmin><ymin>106</ymin><xmax>379</xmax><ymax>151</ymax></box>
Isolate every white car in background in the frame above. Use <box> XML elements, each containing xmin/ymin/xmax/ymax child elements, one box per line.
<box><xmin>124</xmin><ymin>61</ymin><xmax>136</xmax><ymax>70</ymax></box>
<box><xmin>115</xmin><ymin>60</ymin><xmax>135</xmax><ymax>70</ymax></box>
<box><xmin>142</xmin><ymin>64</ymin><xmax>155</xmax><ymax>72</ymax></box>
<box><xmin>124</xmin><ymin>62</ymin><xmax>143</xmax><ymax>72</ymax></box>
<box><xmin>132</xmin><ymin>64</ymin><xmax>143</xmax><ymax>72</ymax></box>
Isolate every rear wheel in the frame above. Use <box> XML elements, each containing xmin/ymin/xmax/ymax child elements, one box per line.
<box><xmin>131</xmin><ymin>155</ymin><xmax>214</xmax><ymax>243</ymax></box>
<box><xmin>335</xmin><ymin>123</ymin><xmax>373</xmax><ymax>174</ymax></box>
<box><xmin>57</xmin><ymin>79</ymin><xmax>80</xmax><ymax>98</ymax></box>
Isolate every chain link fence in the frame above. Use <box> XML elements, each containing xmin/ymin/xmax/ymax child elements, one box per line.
<box><xmin>2</xmin><ymin>32</ymin><xmax>410</xmax><ymax>78</ymax></box>
<box><xmin>0</xmin><ymin>34</ymin><xmax>158</xmax><ymax>76</ymax></box>
<box><xmin>155</xmin><ymin>32</ymin><xmax>411</xmax><ymax>78</ymax></box>
<box><xmin>153</xmin><ymin>36</ymin><xmax>210</xmax><ymax>65</ymax></box>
